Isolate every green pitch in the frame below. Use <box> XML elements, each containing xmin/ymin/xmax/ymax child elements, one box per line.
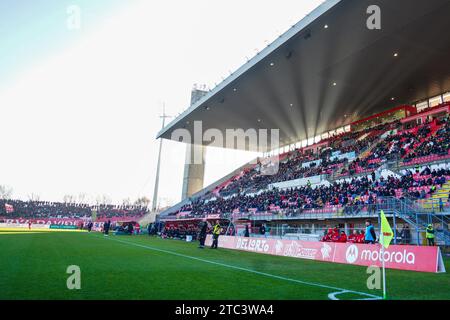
<box><xmin>0</xmin><ymin>229</ymin><xmax>449</xmax><ymax>300</ymax></box>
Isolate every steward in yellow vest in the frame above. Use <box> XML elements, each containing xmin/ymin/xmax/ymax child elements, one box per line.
<box><xmin>426</xmin><ymin>224</ymin><xmax>435</xmax><ymax>246</ymax></box>
<box><xmin>211</xmin><ymin>220</ymin><xmax>221</xmax><ymax>249</ymax></box>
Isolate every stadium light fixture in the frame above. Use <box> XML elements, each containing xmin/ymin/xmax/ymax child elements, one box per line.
<box><xmin>393</xmin><ymin>52</ymin><xmax>399</xmax><ymax>57</ymax></box>
<box><xmin>285</xmin><ymin>51</ymin><xmax>293</xmax><ymax>59</ymax></box>
<box><xmin>270</xmin><ymin>62</ymin><xmax>275</xmax><ymax>67</ymax></box>
<box><xmin>332</xmin><ymin>82</ymin><xmax>337</xmax><ymax>86</ymax></box>
<box><xmin>324</xmin><ymin>24</ymin><xmax>329</xmax><ymax>29</ymax></box>
<box><xmin>233</xmin><ymin>88</ymin><xmax>237</xmax><ymax>92</ymax></box>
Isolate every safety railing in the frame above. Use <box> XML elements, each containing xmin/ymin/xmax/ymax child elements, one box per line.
<box><xmin>160</xmin><ymin>197</ymin><xmax>449</xmax><ymax>245</ymax></box>
<box><xmin>377</xmin><ymin>197</ymin><xmax>449</xmax><ymax>245</ymax></box>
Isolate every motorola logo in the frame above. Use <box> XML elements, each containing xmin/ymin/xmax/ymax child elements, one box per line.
<box><xmin>346</xmin><ymin>245</ymin><xmax>359</xmax><ymax>264</ymax></box>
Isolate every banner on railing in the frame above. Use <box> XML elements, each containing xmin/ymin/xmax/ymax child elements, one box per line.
<box><xmin>301</xmin><ymin>159</ymin><xmax>322</xmax><ymax>169</ymax></box>
<box><xmin>1</xmin><ymin>218</ymin><xmax>87</xmax><ymax>226</ymax></box>
<box><xmin>205</xmin><ymin>235</ymin><xmax>446</xmax><ymax>273</ymax></box>
<box><xmin>330</xmin><ymin>151</ymin><xmax>356</xmax><ymax>162</ymax></box>
<box><xmin>269</xmin><ymin>175</ymin><xmax>328</xmax><ymax>190</ymax></box>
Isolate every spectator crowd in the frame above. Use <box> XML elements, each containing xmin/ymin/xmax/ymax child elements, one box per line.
<box><xmin>171</xmin><ymin>115</ymin><xmax>450</xmax><ymax>218</ymax></box>
<box><xmin>0</xmin><ymin>199</ymin><xmax>149</xmax><ymax>220</ymax></box>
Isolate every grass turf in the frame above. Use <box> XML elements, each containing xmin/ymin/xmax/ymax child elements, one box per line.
<box><xmin>0</xmin><ymin>229</ymin><xmax>449</xmax><ymax>300</ymax></box>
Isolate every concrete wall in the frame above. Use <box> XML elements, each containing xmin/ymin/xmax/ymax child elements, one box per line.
<box><xmin>181</xmin><ymin>143</ymin><xmax>206</xmax><ymax>200</ymax></box>
<box><xmin>181</xmin><ymin>88</ymin><xmax>209</xmax><ymax>200</ymax></box>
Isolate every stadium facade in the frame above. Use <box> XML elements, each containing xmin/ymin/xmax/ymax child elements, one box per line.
<box><xmin>156</xmin><ymin>0</ymin><xmax>450</xmax><ymax>246</ymax></box>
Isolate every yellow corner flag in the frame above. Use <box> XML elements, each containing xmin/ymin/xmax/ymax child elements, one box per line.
<box><xmin>380</xmin><ymin>210</ymin><xmax>393</xmax><ymax>249</ymax></box>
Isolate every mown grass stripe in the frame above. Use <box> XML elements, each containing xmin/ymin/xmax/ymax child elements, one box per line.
<box><xmin>100</xmin><ymin>235</ymin><xmax>382</xmax><ymax>300</ymax></box>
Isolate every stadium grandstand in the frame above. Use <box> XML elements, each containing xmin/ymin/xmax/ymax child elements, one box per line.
<box><xmin>0</xmin><ymin>199</ymin><xmax>149</xmax><ymax>227</ymax></box>
<box><xmin>156</xmin><ymin>0</ymin><xmax>450</xmax><ymax>247</ymax></box>
<box><xmin>2</xmin><ymin>0</ymin><xmax>450</xmax><ymax>304</ymax></box>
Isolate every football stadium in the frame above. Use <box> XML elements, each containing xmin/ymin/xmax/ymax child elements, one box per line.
<box><xmin>1</xmin><ymin>0</ymin><xmax>450</xmax><ymax>310</ymax></box>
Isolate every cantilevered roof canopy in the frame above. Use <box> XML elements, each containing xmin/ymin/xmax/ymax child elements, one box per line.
<box><xmin>157</xmin><ymin>0</ymin><xmax>450</xmax><ymax>150</ymax></box>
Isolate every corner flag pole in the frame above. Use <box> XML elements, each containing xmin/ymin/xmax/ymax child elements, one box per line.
<box><xmin>381</xmin><ymin>231</ymin><xmax>387</xmax><ymax>299</ymax></box>
<box><xmin>379</xmin><ymin>209</ymin><xmax>393</xmax><ymax>300</ymax></box>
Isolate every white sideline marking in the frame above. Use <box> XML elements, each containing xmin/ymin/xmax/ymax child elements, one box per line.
<box><xmin>100</xmin><ymin>235</ymin><xmax>382</xmax><ymax>300</ymax></box>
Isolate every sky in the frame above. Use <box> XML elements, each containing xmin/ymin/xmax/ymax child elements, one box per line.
<box><xmin>0</xmin><ymin>0</ymin><xmax>323</xmax><ymax>207</ymax></box>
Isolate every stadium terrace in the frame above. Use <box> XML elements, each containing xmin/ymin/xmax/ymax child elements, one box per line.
<box><xmin>156</xmin><ymin>0</ymin><xmax>450</xmax><ymax>252</ymax></box>
<box><xmin>2</xmin><ymin>0</ymin><xmax>450</xmax><ymax>304</ymax></box>
<box><xmin>0</xmin><ymin>200</ymin><xmax>148</xmax><ymax>227</ymax></box>
<box><xmin>160</xmin><ymin>110</ymin><xmax>450</xmax><ymax>248</ymax></box>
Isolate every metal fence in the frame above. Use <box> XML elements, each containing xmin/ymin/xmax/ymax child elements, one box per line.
<box><xmin>231</xmin><ymin>197</ymin><xmax>450</xmax><ymax>245</ymax></box>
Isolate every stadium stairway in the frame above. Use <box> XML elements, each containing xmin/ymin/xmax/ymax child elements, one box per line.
<box><xmin>358</xmin><ymin>131</ymin><xmax>389</xmax><ymax>160</ymax></box>
<box><xmin>380</xmin><ymin>197</ymin><xmax>450</xmax><ymax>246</ymax></box>
<box><xmin>329</xmin><ymin>134</ymin><xmax>388</xmax><ymax>182</ymax></box>
<box><xmin>421</xmin><ymin>181</ymin><xmax>450</xmax><ymax>210</ymax></box>
<box><xmin>329</xmin><ymin>132</ymin><xmax>390</xmax><ymax>181</ymax></box>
